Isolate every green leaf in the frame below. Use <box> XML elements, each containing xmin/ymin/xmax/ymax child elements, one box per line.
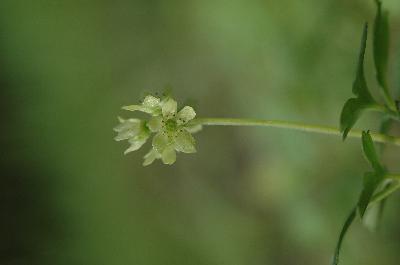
<box><xmin>340</xmin><ymin>98</ymin><xmax>364</xmax><ymax>140</ymax></box>
<box><xmin>340</xmin><ymin>24</ymin><xmax>377</xmax><ymax>140</ymax></box>
<box><xmin>340</xmin><ymin>100</ymin><xmax>377</xmax><ymax>140</ymax></box>
<box><xmin>353</xmin><ymin>23</ymin><xmax>373</xmax><ymax>101</ymax></box>
<box><xmin>361</xmin><ymin>131</ymin><xmax>383</xmax><ymax>172</ymax></box>
<box><xmin>358</xmin><ymin>172</ymin><xmax>383</xmax><ymax>217</ymax></box>
<box><xmin>357</xmin><ymin>131</ymin><xmax>385</xmax><ymax>217</ymax></box>
<box><xmin>373</xmin><ymin>0</ymin><xmax>390</xmax><ymax>91</ymax></box>
<box><xmin>332</xmin><ymin>208</ymin><xmax>356</xmax><ymax>265</ymax></box>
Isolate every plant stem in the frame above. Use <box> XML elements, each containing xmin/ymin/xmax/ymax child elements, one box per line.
<box><xmin>385</xmin><ymin>174</ymin><xmax>400</xmax><ymax>180</ymax></box>
<box><xmin>370</xmin><ymin>180</ymin><xmax>400</xmax><ymax>205</ymax></box>
<box><xmin>192</xmin><ymin>118</ymin><xmax>400</xmax><ymax>147</ymax></box>
<box><xmin>372</xmin><ymin>104</ymin><xmax>400</xmax><ymax>121</ymax></box>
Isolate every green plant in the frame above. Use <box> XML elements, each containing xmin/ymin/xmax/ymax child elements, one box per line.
<box><xmin>114</xmin><ymin>1</ymin><xmax>399</xmax><ymax>264</ymax></box>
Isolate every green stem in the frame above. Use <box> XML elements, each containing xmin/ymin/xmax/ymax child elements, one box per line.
<box><xmin>382</xmin><ymin>89</ymin><xmax>398</xmax><ymax>113</ymax></box>
<box><xmin>192</xmin><ymin>118</ymin><xmax>400</xmax><ymax>147</ymax></box>
<box><xmin>385</xmin><ymin>174</ymin><xmax>400</xmax><ymax>180</ymax></box>
<box><xmin>372</xmin><ymin>104</ymin><xmax>400</xmax><ymax>121</ymax></box>
<box><xmin>370</xmin><ymin>180</ymin><xmax>400</xmax><ymax>205</ymax></box>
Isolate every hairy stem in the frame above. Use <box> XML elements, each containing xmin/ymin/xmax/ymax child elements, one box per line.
<box><xmin>192</xmin><ymin>118</ymin><xmax>400</xmax><ymax>147</ymax></box>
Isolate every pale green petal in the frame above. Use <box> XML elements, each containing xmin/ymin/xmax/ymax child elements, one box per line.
<box><xmin>162</xmin><ymin>98</ymin><xmax>177</xmax><ymax>117</ymax></box>
<box><xmin>174</xmin><ymin>130</ymin><xmax>196</xmax><ymax>153</ymax></box>
<box><xmin>115</xmin><ymin>130</ymin><xmax>137</xmax><ymax>141</ymax></box>
<box><xmin>113</xmin><ymin>118</ymin><xmax>141</xmax><ymax>132</ymax></box>
<box><xmin>185</xmin><ymin>124</ymin><xmax>203</xmax><ymax>134</ymax></box>
<box><xmin>124</xmin><ymin>139</ymin><xmax>146</xmax><ymax>154</ymax></box>
<box><xmin>142</xmin><ymin>95</ymin><xmax>160</xmax><ymax>108</ymax></box>
<box><xmin>152</xmin><ymin>133</ymin><xmax>170</xmax><ymax>153</ymax></box>
<box><xmin>122</xmin><ymin>104</ymin><xmax>153</xmax><ymax>113</ymax></box>
<box><xmin>122</xmin><ymin>102</ymin><xmax>161</xmax><ymax>116</ymax></box>
<box><xmin>147</xmin><ymin>116</ymin><xmax>163</xmax><ymax>132</ymax></box>
<box><xmin>143</xmin><ymin>148</ymin><xmax>161</xmax><ymax>166</ymax></box>
<box><xmin>161</xmin><ymin>146</ymin><xmax>176</xmax><ymax>165</ymax></box>
<box><xmin>177</xmin><ymin>106</ymin><xmax>196</xmax><ymax>124</ymax></box>
<box><xmin>124</xmin><ymin>134</ymin><xmax>149</xmax><ymax>154</ymax></box>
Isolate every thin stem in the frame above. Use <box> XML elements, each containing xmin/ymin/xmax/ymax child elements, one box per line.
<box><xmin>192</xmin><ymin>118</ymin><xmax>400</xmax><ymax>147</ymax></box>
<box><xmin>382</xmin><ymin>89</ymin><xmax>398</xmax><ymax>113</ymax></box>
<box><xmin>372</xmin><ymin>104</ymin><xmax>400</xmax><ymax>121</ymax></box>
<box><xmin>370</xmin><ymin>180</ymin><xmax>400</xmax><ymax>205</ymax></box>
<box><xmin>385</xmin><ymin>174</ymin><xmax>400</xmax><ymax>180</ymax></box>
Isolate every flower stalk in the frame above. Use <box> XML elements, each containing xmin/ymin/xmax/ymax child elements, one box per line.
<box><xmin>191</xmin><ymin>118</ymin><xmax>400</xmax><ymax>147</ymax></box>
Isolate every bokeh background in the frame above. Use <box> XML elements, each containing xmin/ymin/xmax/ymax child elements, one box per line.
<box><xmin>1</xmin><ymin>0</ymin><xmax>400</xmax><ymax>264</ymax></box>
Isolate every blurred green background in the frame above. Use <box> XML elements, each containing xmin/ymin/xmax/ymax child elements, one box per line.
<box><xmin>1</xmin><ymin>0</ymin><xmax>400</xmax><ymax>264</ymax></box>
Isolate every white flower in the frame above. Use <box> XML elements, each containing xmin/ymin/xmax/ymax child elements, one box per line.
<box><xmin>113</xmin><ymin>117</ymin><xmax>150</xmax><ymax>154</ymax></box>
<box><xmin>115</xmin><ymin>94</ymin><xmax>202</xmax><ymax>166</ymax></box>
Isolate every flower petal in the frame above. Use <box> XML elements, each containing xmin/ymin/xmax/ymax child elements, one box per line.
<box><xmin>152</xmin><ymin>133</ymin><xmax>170</xmax><ymax>153</ymax></box>
<box><xmin>143</xmin><ymin>148</ymin><xmax>161</xmax><ymax>166</ymax></box>
<box><xmin>124</xmin><ymin>140</ymin><xmax>146</xmax><ymax>154</ymax></box>
<box><xmin>174</xmin><ymin>130</ymin><xmax>196</xmax><ymax>153</ymax></box>
<box><xmin>162</xmin><ymin>98</ymin><xmax>177</xmax><ymax>117</ymax></box>
<box><xmin>177</xmin><ymin>106</ymin><xmax>196</xmax><ymax>124</ymax></box>
<box><xmin>161</xmin><ymin>146</ymin><xmax>176</xmax><ymax>165</ymax></box>
<box><xmin>142</xmin><ymin>95</ymin><xmax>160</xmax><ymax>108</ymax></box>
<box><xmin>115</xmin><ymin>130</ymin><xmax>136</xmax><ymax>141</ymax></box>
<box><xmin>121</xmin><ymin>104</ymin><xmax>153</xmax><ymax>113</ymax></box>
<box><xmin>147</xmin><ymin>116</ymin><xmax>163</xmax><ymax>132</ymax></box>
<box><xmin>113</xmin><ymin>118</ymin><xmax>141</xmax><ymax>132</ymax></box>
<box><xmin>122</xmin><ymin>96</ymin><xmax>162</xmax><ymax>115</ymax></box>
<box><xmin>124</xmin><ymin>134</ymin><xmax>149</xmax><ymax>154</ymax></box>
<box><xmin>185</xmin><ymin>124</ymin><xmax>203</xmax><ymax>134</ymax></box>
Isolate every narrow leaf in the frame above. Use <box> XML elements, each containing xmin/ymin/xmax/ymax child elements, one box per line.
<box><xmin>358</xmin><ymin>172</ymin><xmax>383</xmax><ymax>217</ymax></box>
<box><xmin>340</xmin><ymin>24</ymin><xmax>377</xmax><ymax>140</ymax></box>
<box><xmin>340</xmin><ymin>100</ymin><xmax>377</xmax><ymax>140</ymax></box>
<box><xmin>332</xmin><ymin>208</ymin><xmax>356</xmax><ymax>265</ymax></box>
<box><xmin>361</xmin><ymin>131</ymin><xmax>383</xmax><ymax>172</ymax></box>
<box><xmin>352</xmin><ymin>23</ymin><xmax>373</xmax><ymax>102</ymax></box>
<box><xmin>373</xmin><ymin>0</ymin><xmax>390</xmax><ymax>90</ymax></box>
<box><xmin>340</xmin><ymin>98</ymin><xmax>363</xmax><ymax>140</ymax></box>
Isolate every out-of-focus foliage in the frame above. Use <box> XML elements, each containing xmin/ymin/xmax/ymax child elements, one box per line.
<box><xmin>1</xmin><ymin>1</ymin><xmax>400</xmax><ymax>265</ymax></box>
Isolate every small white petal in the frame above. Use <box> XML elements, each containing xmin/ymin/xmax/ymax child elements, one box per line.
<box><xmin>147</xmin><ymin>116</ymin><xmax>163</xmax><ymax>132</ymax></box>
<box><xmin>114</xmin><ymin>130</ymin><xmax>136</xmax><ymax>141</ymax></box>
<box><xmin>161</xmin><ymin>146</ymin><xmax>176</xmax><ymax>165</ymax></box>
<box><xmin>177</xmin><ymin>106</ymin><xmax>196</xmax><ymax>124</ymax></box>
<box><xmin>113</xmin><ymin>118</ymin><xmax>141</xmax><ymax>132</ymax></box>
<box><xmin>124</xmin><ymin>141</ymin><xmax>144</xmax><ymax>154</ymax></box>
<box><xmin>143</xmin><ymin>95</ymin><xmax>161</xmax><ymax>108</ymax></box>
<box><xmin>122</xmin><ymin>105</ymin><xmax>160</xmax><ymax>115</ymax></box>
<box><xmin>174</xmin><ymin>130</ymin><xmax>196</xmax><ymax>153</ymax></box>
<box><xmin>152</xmin><ymin>133</ymin><xmax>170</xmax><ymax>153</ymax></box>
<box><xmin>124</xmin><ymin>134</ymin><xmax>149</xmax><ymax>154</ymax></box>
<box><xmin>162</xmin><ymin>98</ymin><xmax>177</xmax><ymax>117</ymax></box>
<box><xmin>143</xmin><ymin>148</ymin><xmax>161</xmax><ymax>166</ymax></box>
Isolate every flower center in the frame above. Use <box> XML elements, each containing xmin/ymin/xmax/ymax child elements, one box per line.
<box><xmin>165</xmin><ymin>119</ymin><xmax>177</xmax><ymax>132</ymax></box>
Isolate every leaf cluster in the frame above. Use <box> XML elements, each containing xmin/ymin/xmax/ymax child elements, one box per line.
<box><xmin>334</xmin><ymin>1</ymin><xmax>400</xmax><ymax>264</ymax></box>
<box><xmin>340</xmin><ymin>0</ymin><xmax>399</xmax><ymax>141</ymax></box>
